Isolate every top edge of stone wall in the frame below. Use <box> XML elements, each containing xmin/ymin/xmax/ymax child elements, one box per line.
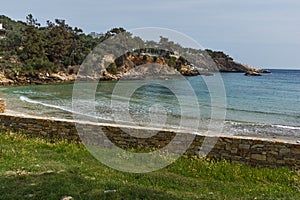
<box><xmin>0</xmin><ymin>112</ymin><xmax>298</xmax><ymax>145</ymax></box>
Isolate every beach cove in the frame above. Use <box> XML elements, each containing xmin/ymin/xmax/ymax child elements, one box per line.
<box><xmin>1</xmin><ymin>69</ymin><xmax>299</xmax><ymax>140</ymax></box>
<box><xmin>0</xmin><ymin>69</ymin><xmax>299</xmax><ymax>169</ymax></box>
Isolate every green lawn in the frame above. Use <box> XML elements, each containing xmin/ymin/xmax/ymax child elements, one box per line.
<box><xmin>0</xmin><ymin>132</ymin><xmax>299</xmax><ymax>200</ymax></box>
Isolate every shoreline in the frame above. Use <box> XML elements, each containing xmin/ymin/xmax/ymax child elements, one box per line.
<box><xmin>1</xmin><ymin>69</ymin><xmax>299</xmax><ymax>143</ymax></box>
<box><xmin>5</xmin><ymin>104</ymin><xmax>300</xmax><ymax>143</ymax></box>
<box><xmin>0</xmin><ymin>69</ymin><xmax>273</xmax><ymax>87</ymax></box>
<box><xmin>4</xmin><ymin>109</ymin><xmax>300</xmax><ymax>144</ymax></box>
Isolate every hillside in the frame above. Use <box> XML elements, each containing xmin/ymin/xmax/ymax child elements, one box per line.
<box><xmin>0</xmin><ymin>15</ymin><xmax>269</xmax><ymax>85</ymax></box>
<box><xmin>205</xmin><ymin>50</ymin><xmax>268</xmax><ymax>73</ymax></box>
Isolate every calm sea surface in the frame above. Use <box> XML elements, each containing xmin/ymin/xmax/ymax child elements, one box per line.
<box><xmin>1</xmin><ymin>69</ymin><xmax>299</xmax><ymax>139</ymax></box>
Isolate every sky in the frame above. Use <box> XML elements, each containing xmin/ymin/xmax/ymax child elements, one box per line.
<box><xmin>1</xmin><ymin>0</ymin><xmax>300</xmax><ymax>69</ymax></box>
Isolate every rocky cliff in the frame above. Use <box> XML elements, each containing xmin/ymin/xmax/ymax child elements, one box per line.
<box><xmin>96</xmin><ymin>49</ymin><xmax>269</xmax><ymax>81</ymax></box>
<box><xmin>0</xmin><ymin>49</ymin><xmax>270</xmax><ymax>85</ymax></box>
<box><xmin>205</xmin><ymin>49</ymin><xmax>269</xmax><ymax>73</ymax></box>
<box><xmin>214</xmin><ymin>59</ymin><xmax>269</xmax><ymax>73</ymax></box>
<box><xmin>100</xmin><ymin>51</ymin><xmax>205</xmax><ymax>80</ymax></box>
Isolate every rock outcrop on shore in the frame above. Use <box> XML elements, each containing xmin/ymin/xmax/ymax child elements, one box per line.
<box><xmin>205</xmin><ymin>49</ymin><xmax>270</xmax><ymax>73</ymax></box>
<box><xmin>244</xmin><ymin>71</ymin><xmax>262</xmax><ymax>76</ymax></box>
<box><xmin>0</xmin><ymin>50</ymin><xmax>270</xmax><ymax>85</ymax></box>
<box><xmin>99</xmin><ymin>51</ymin><xmax>203</xmax><ymax>81</ymax></box>
<box><xmin>0</xmin><ymin>71</ymin><xmax>77</xmax><ymax>86</ymax></box>
<box><xmin>214</xmin><ymin>59</ymin><xmax>269</xmax><ymax>73</ymax></box>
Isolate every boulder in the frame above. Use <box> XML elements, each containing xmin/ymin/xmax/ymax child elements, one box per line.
<box><xmin>244</xmin><ymin>71</ymin><xmax>262</xmax><ymax>76</ymax></box>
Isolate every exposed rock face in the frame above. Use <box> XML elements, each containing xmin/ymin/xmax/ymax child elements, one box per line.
<box><xmin>101</xmin><ymin>52</ymin><xmax>203</xmax><ymax>80</ymax></box>
<box><xmin>205</xmin><ymin>50</ymin><xmax>270</xmax><ymax>73</ymax></box>
<box><xmin>98</xmin><ymin>50</ymin><xmax>269</xmax><ymax>81</ymax></box>
<box><xmin>0</xmin><ymin>73</ymin><xmax>14</xmax><ymax>85</ymax></box>
<box><xmin>0</xmin><ymin>71</ymin><xmax>77</xmax><ymax>86</ymax></box>
<box><xmin>0</xmin><ymin>50</ymin><xmax>270</xmax><ymax>85</ymax></box>
<box><xmin>121</xmin><ymin>63</ymin><xmax>181</xmax><ymax>80</ymax></box>
<box><xmin>213</xmin><ymin>58</ymin><xmax>269</xmax><ymax>73</ymax></box>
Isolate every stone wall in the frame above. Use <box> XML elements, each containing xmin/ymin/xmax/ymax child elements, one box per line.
<box><xmin>0</xmin><ymin>99</ymin><xmax>6</xmax><ymax>113</ymax></box>
<box><xmin>0</xmin><ymin>113</ymin><xmax>299</xmax><ymax>169</ymax></box>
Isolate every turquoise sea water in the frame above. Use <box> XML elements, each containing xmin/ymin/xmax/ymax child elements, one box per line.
<box><xmin>1</xmin><ymin>69</ymin><xmax>299</xmax><ymax>139</ymax></box>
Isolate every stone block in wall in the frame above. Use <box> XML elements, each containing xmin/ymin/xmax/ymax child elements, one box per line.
<box><xmin>269</xmin><ymin>151</ymin><xmax>279</xmax><ymax>156</ymax></box>
<box><xmin>279</xmin><ymin>148</ymin><xmax>290</xmax><ymax>155</ymax></box>
<box><xmin>291</xmin><ymin>148</ymin><xmax>300</xmax><ymax>155</ymax></box>
<box><xmin>231</xmin><ymin>148</ymin><xmax>238</xmax><ymax>154</ymax></box>
<box><xmin>238</xmin><ymin>144</ymin><xmax>250</xmax><ymax>150</ymax></box>
<box><xmin>251</xmin><ymin>154</ymin><xmax>266</xmax><ymax>161</ymax></box>
<box><xmin>267</xmin><ymin>155</ymin><xmax>277</xmax><ymax>163</ymax></box>
<box><xmin>0</xmin><ymin>99</ymin><xmax>6</xmax><ymax>113</ymax></box>
<box><xmin>251</xmin><ymin>144</ymin><xmax>265</xmax><ymax>149</ymax></box>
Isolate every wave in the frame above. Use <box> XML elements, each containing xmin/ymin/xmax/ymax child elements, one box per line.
<box><xmin>19</xmin><ymin>96</ymin><xmax>163</xmax><ymax>127</ymax></box>
<box><xmin>19</xmin><ymin>96</ymin><xmax>201</xmax><ymax>131</ymax></box>
<box><xmin>20</xmin><ymin>96</ymin><xmax>74</xmax><ymax>113</ymax></box>
<box><xmin>226</xmin><ymin>106</ymin><xmax>299</xmax><ymax>118</ymax></box>
<box><xmin>272</xmin><ymin>124</ymin><xmax>300</xmax><ymax>130</ymax></box>
<box><xmin>18</xmin><ymin>96</ymin><xmax>300</xmax><ymax>135</ymax></box>
<box><xmin>225</xmin><ymin>120</ymin><xmax>300</xmax><ymax>133</ymax></box>
<box><xmin>13</xmin><ymin>90</ymin><xmax>56</xmax><ymax>97</ymax></box>
<box><xmin>20</xmin><ymin>96</ymin><xmax>111</xmax><ymax>121</ymax></box>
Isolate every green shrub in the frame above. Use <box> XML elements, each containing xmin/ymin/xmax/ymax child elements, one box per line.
<box><xmin>23</xmin><ymin>58</ymin><xmax>57</xmax><ymax>73</ymax></box>
<box><xmin>107</xmin><ymin>62</ymin><xmax>117</xmax><ymax>74</ymax></box>
<box><xmin>168</xmin><ymin>56</ymin><xmax>177</xmax><ymax>67</ymax></box>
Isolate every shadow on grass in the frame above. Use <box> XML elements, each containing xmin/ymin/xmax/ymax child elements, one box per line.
<box><xmin>0</xmin><ymin>171</ymin><xmax>184</xmax><ymax>200</ymax></box>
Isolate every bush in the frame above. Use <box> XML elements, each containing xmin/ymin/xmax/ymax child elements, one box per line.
<box><xmin>23</xmin><ymin>58</ymin><xmax>57</xmax><ymax>73</ymax></box>
<box><xmin>62</xmin><ymin>57</ymin><xmax>72</xmax><ymax>67</ymax></box>
<box><xmin>168</xmin><ymin>56</ymin><xmax>177</xmax><ymax>67</ymax></box>
<box><xmin>106</xmin><ymin>63</ymin><xmax>117</xmax><ymax>74</ymax></box>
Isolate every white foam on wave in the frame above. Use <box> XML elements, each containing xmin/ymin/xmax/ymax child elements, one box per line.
<box><xmin>272</xmin><ymin>124</ymin><xmax>300</xmax><ymax>130</ymax></box>
<box><xmin>20</xmin><ymin>96</ymin><xmax>73</xmax><ymax>113</ymax></box>
<box><xmin>19</xmin><ymin>96</ymin><xmax>143</xmax><ymax>126</ymax></box>
<box><xmin>19</xmin><ymin>95</ymin><xmax>189</xmax><ymax>130</ymax></box>
<box><xmin>20</xmin><ymin>96</ymin><xmax>106</xmax><ymax>121</ymax></box>
<box><xmin>226</xmin><ymin>120</ymin><xmax>300</xmax><ymax>130</ymax></box>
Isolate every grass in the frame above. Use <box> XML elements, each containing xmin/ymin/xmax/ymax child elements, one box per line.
<box><xmin>0</xmin><ymin>132</ymin><xmax>299</xmax><ymax>200</ymax></box>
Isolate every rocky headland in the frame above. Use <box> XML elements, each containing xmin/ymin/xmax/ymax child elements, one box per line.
<box><xmin>0</xmin><ymin>15</ymin><xmax>270</xmax><ymax>86</ymax></box>
<box><xmin>0</xmin><ymin>49</ymin><xmax>270</xmax><ymax>85</ymax></box>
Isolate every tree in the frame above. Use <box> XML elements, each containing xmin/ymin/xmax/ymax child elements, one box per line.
<box><xmin>44</xmin><ymin>19</ymin><xmax>78</xmax><ymax>67</ymax></box>
<box><xmin>20</xmin><ymin>21</ymin><xmax>45</xmax><ymax>61</ymax></box>
<box><xmin>3</xmin><ymin>31</ymin><xmax>22</xmax><ymax>54</ymax></box>
<box><xmin>26</xmin><ymin>14</ymin><xmax>40</xmax><ymax>27</ymax></box>
<box><xmin>109</xmin><ymin>27</ymin><xmax>126</xmax><ymax>35</ymax></box>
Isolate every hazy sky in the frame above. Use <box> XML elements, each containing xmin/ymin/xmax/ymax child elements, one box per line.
<box><xmin>1</xmin><ymin>0</ymin><xmax>300</xmax><ymax>69</ymax></box>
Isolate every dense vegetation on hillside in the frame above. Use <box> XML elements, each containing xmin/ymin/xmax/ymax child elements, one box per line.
<box><xmin>0</xmin><ymin>14</ymin><xmax>268</xmax><ymax>84</ymax></box>
<box><xmin>0</xmin><ymin>14</ymin><xmax>118</xmax><ymax>75</ymax></box>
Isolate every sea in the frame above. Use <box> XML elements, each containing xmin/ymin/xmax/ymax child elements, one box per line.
<box><xmin>0</xmin><ymin>69</ymin><xmax>299</xmax><ymax>140</ymax></box>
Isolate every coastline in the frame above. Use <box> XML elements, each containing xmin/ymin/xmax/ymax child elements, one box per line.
<box><xmin>4</xmin><ymin>109</ymin><xmax>300</xmax><ymax>144</ymax></box>
<box><xmin>1</xmin><ymin>70</ymin><xmax>299</xmax><ymax>143</ymax></box>
<box><xmin>0</xmin><ymin>70</ymin><xmax>271</xmax><ymax>87</ymax></box>
<box><xmin>0</xmin><ymin>71</ymin><xmax>77</xmax><ymax>87</ymax></box>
